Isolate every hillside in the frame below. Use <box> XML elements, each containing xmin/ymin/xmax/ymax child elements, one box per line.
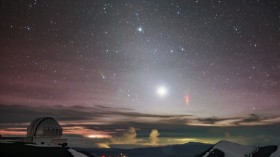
<box><xmin>196</xmin><ymin>140</ymin><xmax>279</xmax><ymax>157</ymax></box>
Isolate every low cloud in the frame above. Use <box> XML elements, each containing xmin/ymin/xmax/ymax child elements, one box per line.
<box><xmin>224</xmin><ymin>132</ymin><xmax>248</xmax><ymax>144</ymax></box>
<box><xmin>96</xmin><ymin>143</ymin><xmax>110</xmax><ymax>148</ymax></box>
<box><xmin>111</xmin><ymin>127</ymin><xmax>137</xmax><ymax>144</ymax></box>
<box><xmin>149</xmin><ymin>129</ymin><xmax>160</xmax><ymax>145</ymax></box>
<box><xmin>187</xmin><ymin>114</ymin><xmax>280</xmax><ymax>126</ymax></box>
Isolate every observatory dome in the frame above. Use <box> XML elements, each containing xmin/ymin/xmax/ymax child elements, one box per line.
<box><xmin>27</xmin><ymin>117</ymin><xmax>63</xmax><ymax>137</ymax></box>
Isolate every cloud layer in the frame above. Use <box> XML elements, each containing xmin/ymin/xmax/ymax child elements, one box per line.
<box><xmin>0</xmin><ymin>104</ymin><xmax>280</xmax><ymax>147</ymax></box>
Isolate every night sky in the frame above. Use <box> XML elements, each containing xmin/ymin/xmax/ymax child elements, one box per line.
<box><xmin>0</xmin><ymin>0</ymin><xmax>280</xmax><ymax>148</ymax></box>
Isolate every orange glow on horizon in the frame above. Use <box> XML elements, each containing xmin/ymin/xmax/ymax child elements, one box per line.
<box><xmin>87</xmin><ymin>134</ymin><xmax>111</xmax><ymax>138</ymax></box>
<box><xmin>0</xmin><ymin>126</ymin><xmax>112</xmax><ymax>139</ymax></box>
<box><xmin>63</xmin><ymin>126</ymin><xmax>112</xmax><ymax>138</ymax></box>
<box><xmin>0</xmin><ymin>130</ymin><xmax>26</xmax><ymax>136</ymax></box>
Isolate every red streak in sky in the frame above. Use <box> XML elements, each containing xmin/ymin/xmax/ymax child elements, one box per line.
<box><xmin>184</xmin><ymin>95</ymin><xmax>190</xmax><ymax>106</ymax></box>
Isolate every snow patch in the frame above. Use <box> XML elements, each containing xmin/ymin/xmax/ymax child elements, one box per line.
<box><xmin>203</xmin><ymin>140</ymin><xmax>256</xmax><ymax>157</ymax></box>
<box><xmin>270</xmin><ymin>146</ymin><xmax>280</xmax><ymax>157</ymax></box>
<box><xmin>68</xmin><ymin>148</ymin><xmax>88</xmax><ymax>157</ymax></box>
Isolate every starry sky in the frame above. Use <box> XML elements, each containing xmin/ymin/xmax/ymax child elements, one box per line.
<box><xmin>0</xmin><ymin>0</ymin><xmax>280</xmax><ymax>148</ymax></box>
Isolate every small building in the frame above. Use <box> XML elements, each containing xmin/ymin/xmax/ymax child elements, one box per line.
<box><xmin>26</xmin><ymin>117</ymin><xmax>67</xmax><ymax>146</ymax></box>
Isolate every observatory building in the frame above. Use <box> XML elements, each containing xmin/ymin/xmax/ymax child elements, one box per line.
<box><xmin>26</xmin><ymin>117</ymin><xmax>67</xmax><ymax>146</ymax></box>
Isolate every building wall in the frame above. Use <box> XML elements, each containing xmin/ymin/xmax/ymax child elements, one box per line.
<box><xmin>51</xmin><ymin>138</ymin><xmax>67</xmax><ymax>146</ymax></box>
<box><xmin>32</xmin><ymin>137</ymin><xmax>67</xmax><ymax>146</ymax></box>
<box><xmin>33</xmin><ymin>137</ymin><xmax>52</xmax><ymax>145</ymax></box>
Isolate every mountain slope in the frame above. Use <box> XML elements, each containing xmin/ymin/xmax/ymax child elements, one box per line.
<box><xmin>197</xmin><ymin>141</ymin><xmax>280</xmax><ymax>157</ymax></box>
<box><xmin>200</xmin><ymin>140</ymin><xmax>255</xmax><ymax>157</ymax></box>
<box><xmin>269</xmin><ymin>146</ymin><xmax>280</xmax><ymax>157</ymax></box>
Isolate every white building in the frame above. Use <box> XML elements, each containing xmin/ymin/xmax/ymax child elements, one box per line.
<box><xmin>27</xmin><ymin>117</ymin><xmax>67</xmax><ymax>146</ymax></box>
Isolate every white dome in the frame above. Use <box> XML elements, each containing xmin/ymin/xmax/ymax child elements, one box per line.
<box><xmin>27</xmin><ymin>117</ymin><xmax>63</xmax><ymax>137</ymax></box>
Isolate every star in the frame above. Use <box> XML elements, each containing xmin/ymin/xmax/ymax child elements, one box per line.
<box><xmin>101</xmin><ymin>73</ymin><xmax>106</xmax><ymax>79</ymax></box>
<box><xmin>137</xmin><ymin>26</ymin><xmax>143</xmax><ymax>32</ymax></box>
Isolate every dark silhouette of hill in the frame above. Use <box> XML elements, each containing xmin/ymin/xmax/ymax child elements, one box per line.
<box><xmin>0</xmin><ymin>142</ymin><xmax>72</xmax><ymax>157</ymax></box>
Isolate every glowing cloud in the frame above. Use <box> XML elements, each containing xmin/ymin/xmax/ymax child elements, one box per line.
<box><xmin>111</xmin><ymin>127</ymin><xmax>137</xmax><ymax>144</ymax></box>
<box><xmin>63</xmin><ymin>126</ymin><xmax>111</xmax><ymax>138</ymax></box>
<box><xmin>149</xmin><ymin>129</ymin><xmax>160</xmax><ymax>145</ymax></box>
<box><xmin>96</xmin><ymin>143</ymin><xmax>110</xmax><ymax>148</ymax></box>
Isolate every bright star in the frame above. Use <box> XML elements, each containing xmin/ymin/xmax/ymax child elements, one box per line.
<box><xmin>101</xmin><ymin>73</ymin><xmax>106</xmax><ymax>79</ymax></box>
<box><xmin>137</xmin><ymin>27</ymin><xmax>143</xmax><ymax>32</ymax></box>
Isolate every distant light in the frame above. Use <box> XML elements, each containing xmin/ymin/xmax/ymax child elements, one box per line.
<box><xmin>87</xmin><ymin>134</ymin><xmax>109</xmax><ymax>138</ymax></box>
<box><xmin>156</xmin><ymin>86</ymin><xmax>168</xmax><ymax>97</ymax></box>
<box><xmin>88</xmin><ymin>135</ymin><xmax>97</xmax><ymax>138</ymax></box>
